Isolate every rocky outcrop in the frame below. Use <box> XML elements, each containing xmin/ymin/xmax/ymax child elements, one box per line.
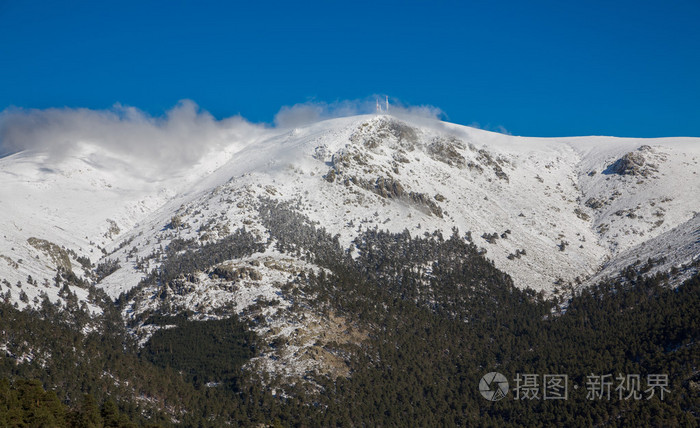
<box><xmin>427</xmin><ymin>136</ymin><xmax>466</xmax><ymax>167</ymax></box>
<box><xmin>605</xmin><ymin>145</ymin><xmax>658</xmax><ymax>178</ymax></box>
<box><xmin>350</xmin><ymin>117</ymin><xmax>419</xmax><ymax>150</ymax></box>
<box><xmin>476</xmin><ymin>149</ymin><xmax>509</xmax><ymax>181</ymax></box>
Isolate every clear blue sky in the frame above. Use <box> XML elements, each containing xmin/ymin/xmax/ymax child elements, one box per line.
<box><xmin>1</xmin><ymin>0</ymin><xmax>699</xmax><ymax>137</ymax></box>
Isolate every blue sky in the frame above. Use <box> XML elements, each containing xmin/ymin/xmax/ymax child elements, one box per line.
<box><xmin>1</xmin><ymin>0</ymin><xmax>699</xmax><ymax>137</ymax></box>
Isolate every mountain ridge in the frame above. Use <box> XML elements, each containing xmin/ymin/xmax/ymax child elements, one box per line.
<box><xmin>1</xmin><ymin>113</ymin><xmax>699</xmax><ymax>423</ymax></box>
<box><xmin>1</xmin><ymin>114</ymin><xmax>698</xmax><ymax>311</ymax></box>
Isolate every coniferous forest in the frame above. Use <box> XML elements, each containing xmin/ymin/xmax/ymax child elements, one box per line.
<box><xmin>0</xmin><ymin>204</ymin><xmax>698</xmax><ymax>426</ymax></box>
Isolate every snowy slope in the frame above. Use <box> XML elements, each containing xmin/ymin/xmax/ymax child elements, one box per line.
<box><xmin>583</xmin><ymin>212</ymin><xmax>700</xmax><ymax>288</ymax></box>
<box><xmin>0</xmin><ymin>128</ymin><xmax>272</xmax><ymax>309</ymax></box>
<box><xmin>108</xmin><ymin>115</ymin><xmax>698</xmax><ymax>290</ymax></box>
<box><xmin>1</xmin><ymin>114</ymin><xmax>699</xmax><ymax>313</ymax></box>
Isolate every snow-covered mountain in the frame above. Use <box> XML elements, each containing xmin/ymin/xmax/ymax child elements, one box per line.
<box><xmin>2</xmin><ymin>112</ymin><xmax>699</xmax><ymax>381</ymax></box>
<box><xmin>0</xmin><ymin>113</ymin><xmax>697</xmax><ymax>306</ymax></box>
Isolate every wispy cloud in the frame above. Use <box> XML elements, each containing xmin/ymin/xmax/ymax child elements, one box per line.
<box><xmin>0</xmin><ymin>97</ymin><xmax>448</xmax><ymax>174</ymax></box>
<box><xmin>273</xmin><ymin>96</ymin><xmax>445</xmax><ymax>128</ymax></box>
<box><xmin>0</xmin><ymin>100</ymin><xmax>264</xmax><ymax>174</ymax></box>
<box><xmin>468</xmin><ymin>122</ymin><xmax>511</xmax><ymax>135</ymax></box>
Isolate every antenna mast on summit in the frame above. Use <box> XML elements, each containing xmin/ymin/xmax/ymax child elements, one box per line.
<box><xmin>376</xmin><ymin>96</ymin><xmax>390</xmax><ymax>114</ymax></box>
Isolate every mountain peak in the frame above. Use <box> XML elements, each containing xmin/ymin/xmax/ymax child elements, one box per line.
<box><xmin>1</xmin><ymin>115</ymin><xmax>699</xmax><ymax>314</ymax></box>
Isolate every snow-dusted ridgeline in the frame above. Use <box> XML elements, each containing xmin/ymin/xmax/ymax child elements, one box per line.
<box><xmin>1</xmin><ymin>114</ymin><xmax>698</xmax><ymax>312</ymax></box>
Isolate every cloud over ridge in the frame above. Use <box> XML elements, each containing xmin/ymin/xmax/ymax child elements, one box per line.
<box><xmin>0</xmin><ymin>97</ymin><xmax>447</xmax><ymax>174</ymax></box>
<box><xmin>0</xmin><ymin>100</ymin><xmax>263</xmax><ymax>172</ymax></box>
<box><xmin>273</xmin><ymin>96</ymin><xmax>445</xmax><ymax>128</ymax></box>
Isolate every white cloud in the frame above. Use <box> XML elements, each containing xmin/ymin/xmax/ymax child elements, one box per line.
<box><xmin>0</xmin><ymin>100</ymin><xmax>264</xmax><ymax>174</ymax></box>
<box><xmin>273</xmin><ymin>96</ymin><xmax>445</xmax><ymax>128</ymax></box>
<box><xmin>0</xmin><ymin>97</ymin><xmax>449</xmax><ymax>175</ymax></box>
<box><xmin>468</xmin><ymin>121</ymin><xmax>511</xmax><ymax>135</ymax></box>
<box><xmin>273</xmin><ymin>103</ymin><xmax>325</xmax><ymax>128</ymax></box>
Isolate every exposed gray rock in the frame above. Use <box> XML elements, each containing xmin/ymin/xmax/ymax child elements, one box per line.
<box><xmin>605</xmin><ymin>145</ymin><xmax>658</xmax><ymax>178</ymax></box>
<box><xmin>427</xmin><ymin>136</ymin><xmax>466</xmax><ymax>167</ymax></box>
